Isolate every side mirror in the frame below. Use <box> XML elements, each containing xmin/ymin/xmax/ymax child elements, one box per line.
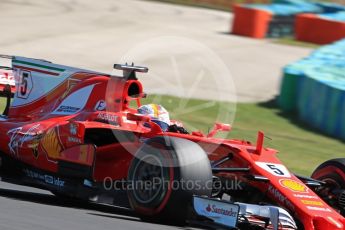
<box><xmin>126</xmin><ymin>113</ymin><xmax>163</xmax><ymax>134</ymax></box>
<box><xmin>126</xmin><ymin>113</ymin><xmax>151</xmax><ymax>123</ymax></box>
<box><xmin>207</xmin><ymin>122</ymin><xmax>231</xmax><ymax>138</ymax></box>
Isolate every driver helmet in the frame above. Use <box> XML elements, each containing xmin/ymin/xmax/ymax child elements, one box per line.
<box><xmin>137</xmin><ymin>104</ymin><xmax>170</xmax><ymax>131</ymax></box>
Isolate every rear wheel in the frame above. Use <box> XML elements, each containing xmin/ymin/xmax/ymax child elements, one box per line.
<box><xmin>127</xmin><ymin>136</ymin><xmax>212</xmax><ymax>224</ymax></box>
<box><xmin>312</xmin><ymin>158</ymin><xmax>345</xmax><ymax>215</ymax></box>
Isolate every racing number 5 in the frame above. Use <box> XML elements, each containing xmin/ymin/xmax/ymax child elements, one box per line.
<box><xmin>18</xmin><ymin>71</ymin><xmax>32</xmax><ymax>99</ymax></box>
<box><xmin>267</xmin><ymin>164</ymin><xmax>284</xmax><ymax>176</ymax></box>
<box><xmin>20</xmin><ymin>72</ymin><xmax>29</xmax><ymax>96</ymax></box>
<box><xmin>255</xmin><ymin>162</ymin><xmax>291</xmax><ymax>178</ymax></box>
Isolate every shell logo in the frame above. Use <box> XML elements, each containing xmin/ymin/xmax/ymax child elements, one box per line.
<box><xmin>279</xmin><ymin>179</ymin><xmax>309</xmax><ymax>193</ymax></box>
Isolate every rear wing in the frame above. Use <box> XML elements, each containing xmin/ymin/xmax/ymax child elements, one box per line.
<box><xmin>0</xmin><ymin>55</ymin><xmax>15</xmax><ymax>95</ymax></box>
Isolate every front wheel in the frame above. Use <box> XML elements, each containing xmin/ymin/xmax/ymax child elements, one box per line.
<box><xmin>127</xmin><ymin>136</ymin><xmax>212</xmax><ymax>224</ymax></box>
<box><xmin>312</xmin><ymin>158</ymin><xmax>345</xmax><ymax>215</ymax></box>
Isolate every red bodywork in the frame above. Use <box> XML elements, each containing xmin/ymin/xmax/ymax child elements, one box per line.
<box><xmin>0</xmin><ymin>56</ymin><xmax>344</xmax><ymax>230</ymax></box>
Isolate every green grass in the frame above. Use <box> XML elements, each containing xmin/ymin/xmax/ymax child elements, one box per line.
<box><xmin>0</xmin><ymin>99</ymin><xmax>6</xmax><ymax>111</ymax></box>
<box><xmin>272</xmin><ymin>37</ymin><xmax>321</xmax><ymax>49</ymax></box>
<box><xmin>141</xmin><ymin>95</ymin><xmax>345</xmax><ymax>175</ymax></box>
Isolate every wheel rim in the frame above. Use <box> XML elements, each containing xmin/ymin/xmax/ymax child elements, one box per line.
<box><xmin>323</xmin><ymin>178</ymin><xmax>341</xmax><ymax>189</ymax></box>
<box><xmin>132</xmin><ymin>154</ymin><xmax>165</xmax><ymax>204</ymax></box>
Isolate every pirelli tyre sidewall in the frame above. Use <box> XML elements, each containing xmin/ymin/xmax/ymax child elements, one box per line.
<box><xmin>127</xmin><ymin>136</ymin><xmax>212</xmax><ymax>223</ymax></box>
<box><xmin>312</xmin><ymin>158</ymin><xmax>345</xmax><ymax>188</ymax></box>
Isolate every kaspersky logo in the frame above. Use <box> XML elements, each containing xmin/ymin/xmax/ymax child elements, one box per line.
<box><xmin>205</xmin><ymin>204</ymin><xmax>237</xmax><ymax>217</ymax></box>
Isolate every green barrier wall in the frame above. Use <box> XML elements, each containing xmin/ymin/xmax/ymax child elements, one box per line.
<box><xmin>279</xmin><ymin>72</ymin><xmax>300</xmax><ymax>112</ymax></box>
<box><xmin>279</xmin><ymin>38</ymin><xmax>345</xmax><ymax>140</ymax></box>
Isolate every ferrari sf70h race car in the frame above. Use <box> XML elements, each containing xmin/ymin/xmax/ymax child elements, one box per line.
<box><xmin>0</xmin><ymin>55</ymin><xmax>344</xmax><ymax>230</ymax></box>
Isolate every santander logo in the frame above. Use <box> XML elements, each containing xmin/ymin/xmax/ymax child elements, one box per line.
<box><xmin>205</xmin><ymin>204</ymin><xmax>237</xmax><ymax>217</ymax></box>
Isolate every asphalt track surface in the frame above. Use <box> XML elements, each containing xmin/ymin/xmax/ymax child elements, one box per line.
<box><xmin>0</xmin><ymin>1</ymin><xmax>313</xmax><ymax>229</ymax></box>
<box><xmin>0</xmin><ymin>0</ymin><xmax>312</xmax><ymax>102</ymax></box>
<box><xmin>0</xmin><ymin>181</ymin><xmax>206</xmax><ymax>230</ymax></box>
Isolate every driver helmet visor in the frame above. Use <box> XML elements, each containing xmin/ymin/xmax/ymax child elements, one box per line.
<box><xmin>143</xmin><ymin>119</ymin><xmax>169</xmax><ymax>132</ymax></box>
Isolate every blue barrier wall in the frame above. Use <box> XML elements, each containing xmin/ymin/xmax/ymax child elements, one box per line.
<box><xmin>245</xmin><ymin>0</ymin><xmax>345</xmax><ymax>17</ymax></box>
<box><xmin>279</xmin><ymin>39</ymin><xmax>345</xmax><ymax>140</ymax></box>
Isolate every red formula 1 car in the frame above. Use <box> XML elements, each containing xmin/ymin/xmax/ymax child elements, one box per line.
<box><xmin>0</xmin><ymin>55</ymin><xmax>344</xmax><ymax>230</ymax></box>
